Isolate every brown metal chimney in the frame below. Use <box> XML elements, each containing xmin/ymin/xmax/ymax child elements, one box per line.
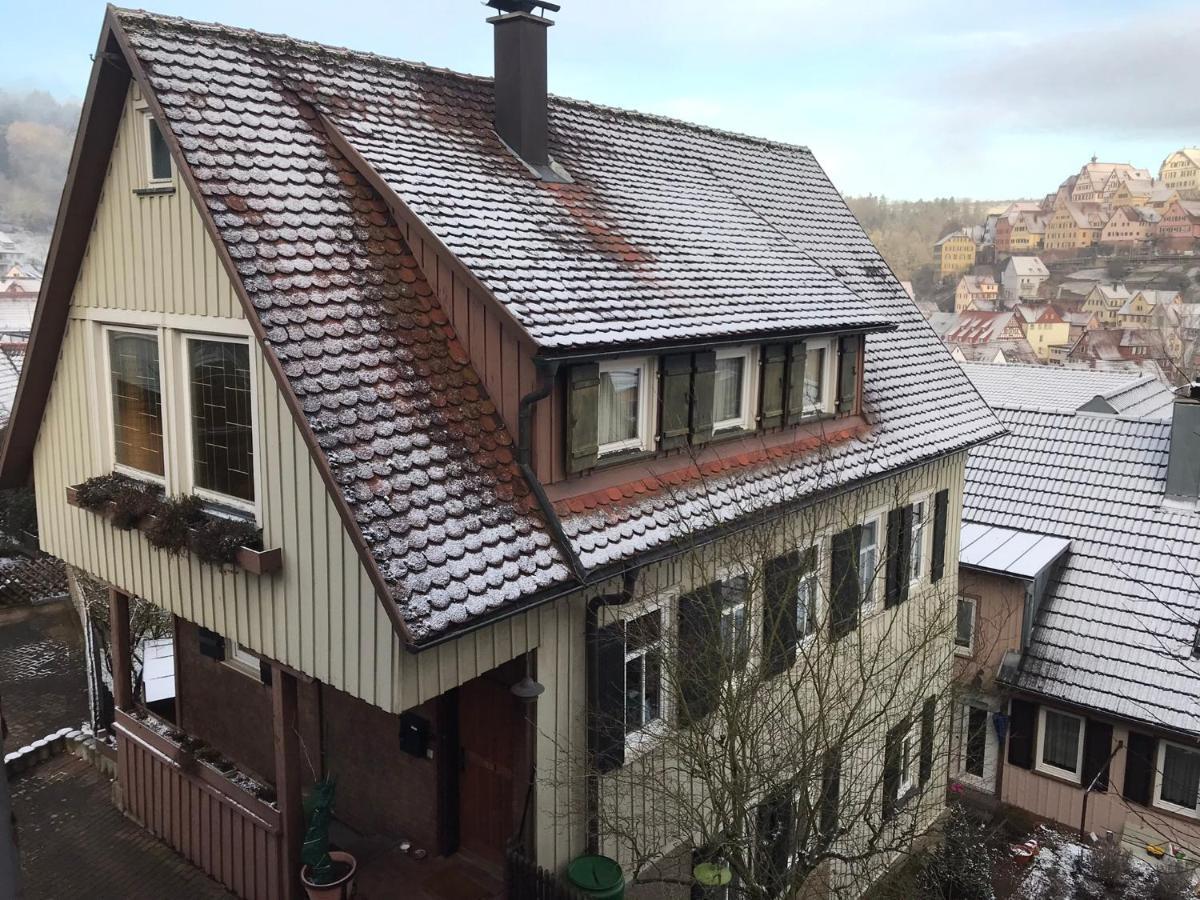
<box><xmin>486</xmin><ymin>0</ymin><xmax>565</xmax><ymax>179</ymax></box>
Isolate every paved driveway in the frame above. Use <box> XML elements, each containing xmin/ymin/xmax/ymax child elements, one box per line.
<box><xmin>0</xmin><ymin>599</ymin><xmax>87</xmax><ymax>749</ymax></box>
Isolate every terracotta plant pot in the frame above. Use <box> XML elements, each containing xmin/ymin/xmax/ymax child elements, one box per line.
<box><xmin>301</xmin><ymin>851</ymin><xmax>357</xmax><ymax>900</ymax></box>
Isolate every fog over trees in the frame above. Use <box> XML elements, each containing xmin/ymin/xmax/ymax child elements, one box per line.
<box><xmin>0</xmin><ymin>89</ymin><xmax>80</xmax><ymax>232</ymax></box>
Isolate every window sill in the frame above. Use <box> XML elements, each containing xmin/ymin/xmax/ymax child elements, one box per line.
<box><xmin>133</xmin><ymin>185</ymin><xmax>176</xmax><ymax>197</ymax></box>
<box><xmin>954</xmin><ymin>646</ymin><xmax>974</xmax><ymax>659</ymax></box>
<box><xmin>1150</xmin><ymin>797</ymin><xmax>1200</xmax><ymax>821</ymax></box>
<box><xmin>66</xmin><ymin>482</ymin><xmax>281</xmax><ymax>576</ymax></box>
<box><xmin>1032</xmin><ymin>763</ymin><xmax>1081</xmax><ymax>787</ymax></box>
<box><xmin>624</xmin><ymin>722</ymin><xmax>667</xmax><ymax>762</ymax></box>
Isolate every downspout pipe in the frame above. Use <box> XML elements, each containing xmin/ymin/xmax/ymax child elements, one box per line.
<box><xmin>517</xmin><ymin>359</ymin><xmax>587</xmax><ymax>583</ymax></box>
<box><xmin>584</xmin><ymin>568</ymin><xmax>639</xmax><ymax>855</ymax></box>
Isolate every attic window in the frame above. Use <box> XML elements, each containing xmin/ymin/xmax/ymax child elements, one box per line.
<box><xmin>145</xmin><ymin>115</ymin><xmax>173</xmax><ymax>184</ymax></box>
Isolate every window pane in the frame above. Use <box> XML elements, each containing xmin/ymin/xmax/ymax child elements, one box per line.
<box><xmin>598</xmin><ymin>367</ymin><xmax>639</xmax><ymax>448</ymax></box>
<box><xmin>1162</xmin><ymin>744</ymin><xmax>1200</xmax><ymax>809</ymax></box>
<box><xmin>910</xmin><ymin>501</ymin><xmax>926</xmax><ymax>581</ymax></box>
<box><xmin>797</xmin><ymin>574</ymin><xmax>816</xmax><ymax>638</ymax></box>
<box><xmin>859</xmin><ymin>522</ymin><xmax>877</xmax><ymax>604</ymax></box>
<box><xmin>148</xmin><ymin>118</ymin><xmax>172</xmax><ymax>181</ymax></box>
<box><xmin>804</xmin><ymin>346</ymin><xmax>825</xmax><ymax>412</ymax></box>
<box><xmin>713</xmin><ymin>355</ymin><xmax>744</xmax><ymax>425</ymax></box>
<box><xmin>109</xmin><ymin>332</ymin><xmax>164</xmax><ymax>476</ymax></box>
<box><xmin>1042</xmin><ymin>711</ymin><xmax>1080</xmax><ymax>773</ymax></box>
<box><xmin>624</xmin><ymin>655</ymin><xmax>644</xmax><ymax>734</ymax></box>
<box><xmin>189</xmin><ymin>340</ymin><xmax>254</xmax><ymax>502</ymax></box>
<box><xmin>966</xmin><ymin>707</ymin><xmax>987</xmax><ymax>777</ymax></box>
<box><xmin>955</xmin><ymin>599</ymin><xmax>973</xmax><ymax>647</ymax></box>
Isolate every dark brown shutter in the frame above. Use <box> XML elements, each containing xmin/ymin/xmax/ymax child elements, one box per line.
<box><xmin>759</xmin><ymin>344</ymin><xmax>787</xmax><ymax>429</ymax></box>
<box><xmin>898</xmin><ymin>504</ymin><xmax>913</xmax><ymax>605</ymax></box>
<box><xmin>566</xmin><ymin>363</ymin><xmax>600</xmax><ymax>474</ymax></box>
<box><xmin>762</xmin><ymin>551</ymin><xmax>800</xmax><ymax>678</ymax></box>
<box><xmin>885</xmin><ymin>507</ymin><xmax>903</xmax><ymax>608</ymax></box>
<box><xmin>836</xmin><ymin>335</ymin><xmax>859</xmax><ymax>414</ymax></box>
<box><xmin>931</xmin><ymin>489</ymin><xmax>950</xmax><ymax>583</ymax></box>
<box><xmin>198</xmin><ymin>627</ymin><xmax>225</xmax><ymax>661</ymax></box>
<box><xmin>830</xmin><ymin>526</ymin><xmax>861</xmax><ymax>640</ymax></box>
<box><xmin>883</xmin><ymin>720</ymin><xmax>905</xmax><ymax>820</ymax></box>
<box><xmin>1082</xmin><ymin>719</ymin><xmax>1113</xmax><ymax>793</ymax></box>
<box><xmin>919</xmin><ymin>697</ymin><xmax>936</xmax><ymax>785</ymax></box>
<box><xmin>595</xmin><ymin>621</ymin><xmax>626</xmax><ymax>772</ymax></box>
<box><xmin>659</xmin><ymin>353</ymin><xmax>693</xmax><ymax>450</ymax></box>
<box><xmin>690</xmin><ymin>351</ymin><xmax>716</xmax><ymax>445</ymax></box>
<box><xmin>1123</xmin><ymin>730</ymin><xmax>1158</xmax><ymax>806</ymax></box>
<box><xmin>677</xmin><ymin>588</ymin><xmax>720</xmax><ymax>724</ymax></box>
<box><xmin>755</xmin><ymin>791</ymin><xmax>792</xmax><ymax>898</ymax></box>
<box><xmin>785</xmin><ymin>341</ymin><xmax>807</xmax><ymax>425</ymax></box>
<box><xmin>819</xmin><ymin>749</ymin><xmax>841</xmax><ymax>845</ymax></box>
<box><xmin>259</xmin><ymin>659</ymin><xmax>272</xmax><ymax>686</ymax></box>
<box><xmin>1007</xmin><ymin>698</ymin><xmax>1037</xmax><ymax>770</ymax></box>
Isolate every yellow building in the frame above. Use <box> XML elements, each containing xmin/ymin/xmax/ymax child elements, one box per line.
<box><xmin>1159</xmin><ymin>148</ymin><xmax>1200</xmax><ymax>198</ymax></box>
<box><xmin>1009</xmin><ymin>214</ymin><xmax>1046</xmax><ymax>251</ymax></box>
<box><xmin>1044</xmin><ymin>203</ymin><xmax>1105</xmax><ymax>252</ymax></box>
<box><xmin>955</xmin><ymin>274</ymin><xmax>999</xmax><ymax>312</ymax></box>
<box><xmin>1082</xmin><ymin>284</ymin><xmax>1132</xmax><ymax>325</ymax></box>
<box><xmin>934</xmin><ymin>228</ymin><xmax>977</xmax><ymax>279</ymax></box>
<box><xmin>1110</xmin><ymin>179</ymin><xmax>1154</xmax><ymax>209</ymax></box>
<box><xmin>1014</xmin><ymin>304</ymin><xmax>1071</xmax><ymax>359</ymax></box>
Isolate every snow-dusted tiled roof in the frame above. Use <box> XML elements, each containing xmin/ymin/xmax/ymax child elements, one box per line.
<box><xmin>959</xmin><ymin>362</ymin><xmax>1177</xmax><ymax>420</ymax></box>
<box><xmin>964</xmin><ymin>407</ymin><xmax>1200</xmax><ymax>736</ymax></box>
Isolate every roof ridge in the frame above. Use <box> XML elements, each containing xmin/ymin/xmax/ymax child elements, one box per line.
<box><xmin>113</xmin><ymin>6</ymin><xmax>814</xmax><ymax>155</ymax></box>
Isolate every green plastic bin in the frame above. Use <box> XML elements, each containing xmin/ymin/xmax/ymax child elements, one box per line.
<box><xmin>566</xmin><ymin>854</ymin><xmax>625</xmax><ymax>899</ymax></box>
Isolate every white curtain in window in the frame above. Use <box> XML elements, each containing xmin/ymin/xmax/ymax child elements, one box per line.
<box><xmin>804</xmin><ymin>347</ymin><xmax>825</xmax><ymax>411</ymax></box>
<box><xmin>1042</xmin><ymin>711</ymin><xmax>1080</xmax><ymax>772</ymax></box>
<box><xmin>713</xmin><ymin>356</ymin><xmax>744</xmax><ymax>424</ymax></box>
<box><xmin>1162</xmin><ymin>744</ymin><xmax>1200</xmax><ymax>809</ymax></box>
<box><xmin>599</xmin><ymin>367</ymin><xmax>640</xmax><ymax>447</ymax></box>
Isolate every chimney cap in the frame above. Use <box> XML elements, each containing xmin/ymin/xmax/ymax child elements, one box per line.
<box><xmin>486</xmin><ymin>0</ymin><xmax>560</xmax><ymax>15</ymax></box>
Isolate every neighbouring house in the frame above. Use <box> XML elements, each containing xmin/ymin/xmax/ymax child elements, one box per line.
<box><xmin>1008</xmin><ymin>213</ymin><xmax>1046</xmax><ymax>252</ymax></box>
<box><xmin>0</xmin><ymin>233</ymin><xmax>20</xmax><ymax>268</ymax></box>
<box><xmin>1109</xmin><ymin>178</ymin><xmax>1155</xmax><ymax>210</ymax></box>
<box><xmin>995</xmin><ymin>216</ymin><xmax>1014</xmax><ymax>257</ymax></box>
<box><xmin>1155</xmin><ymin>199</ymin><xmax>1200</xmax><ymax>252</ymax></box>
<box><xmin>935</xmin><ymin>228</ymin><xmax>977</xmax><ymax>279</ymax></box>
<box><xmin>1012</xmin><ymin>304</ymin><xmax>1070</xmax><ymax>360</ymax></box>
<box><xmin>1081</xmin><ymin>283</ymin><xmax>1133</xmax><ymax>325</ymax></box>
<box><xmin>1065</xmin><ymin>328</ymin><xmax>1173</xmax><ymax>377</ymax></box>
<box><xmin>1067</xmin><ymin>160</ymin><xmax>1151</xmax><ymax>205</ymax></box>
<box><xmin>1061</xmin><ymin>310</ymin><xmax>1100</xmax><ymax>346</ymax></box>
<box><xmin>952</xmin><ymin>378</ymin><xmax>1200</xmax><ymax>862</ymax></box>
<box><xmin>1159</xmin><ymin>148</ymin><xmax>1200</xmax><ymax>198</ymax></box>
<box><xmin>954</xmin><ymin>274</ymin><xmax>999</xmax><ymax>312</ymax></box>
<box><xmin>1120</xmin><ymin>289</ymin><xmax>1182</xmax><ymax>329</ymax></box>
<box><xmin>930</xmin><ymin>311</ymin><xmax>1038</xmax><ymax>365</ymax></box>
<box><xmin>957</xmin><ymin>361</ymin><xmax>1176</xmax><ymax>419</ymax></box>
<box><xmin>0</xmin><ymin>7</ymin><xmax>1005</xmax><ymax>900</ymax></box>
<box><xmin>1098</xmin><ymin>206</ymin><xmax>1158</xmax><ymax>247</ymax></box>
<box><xmin>1000</xmin><ymin>256</ymin><xmax>1049</xmax><ymax>302</ymax></box>
<box><xmin>1044</xmin><ymin>203</ymin><xmax>1106</xmax><ymax>253</ymax></box>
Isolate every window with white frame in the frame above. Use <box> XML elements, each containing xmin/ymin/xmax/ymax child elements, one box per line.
<box><xmin>718</xmin><ymin>574</ymin><xmax>750</xmax><ymax>669</ymax></box>
<box><xmin>955</xmin><ymin>597</ymin><xmax>975</xmax><ymax>655</ymax></box>
<box><xmin>909</xmin><ymin>498</ymin><xmax>927</xmax><ymax>583</ymax></box>
<box><xmin>144</xmin><ymin>113</ymin><xmax>173</xmax><ymax>184</ymax></box>
<box><xmin>1036</xmin><ymin>708</ymin><xmax>1083</xmax><ymax>780</ymax></box>
<box><xmin>597</xmin><ymin>357</ymin><xmax>653</xmax><ymax>456</ymax></box>
<box><xmin>796</xmin><ymin>547</ymin><xmax>819</xmax><ymax>641</ymax></box>
<box><xmin>898</xmin><ymin>723</ymin><xmax>917</xmax><ymax>796</ymax></box>
<box><xmin>224</xmin><ymin>639</ymin><xmax>261</xmax><ymax>679</ymax></box>
<box><xmin>623</xmin><ymin>610</ymin><xmax>663</xmax><ymax>739</ymax></box>
<box><xmin>107</xmin><ymin>329</ymin><xmax>165</xmax><ymax>479</ymax></box>
<box><xmin>803</xmin><ymin>341</ymin><xmax>829</xmax><ymax>416</ymax></box>
<box><xmin>1156</xmin><ymin>741</ymin><xmax>1200</xmax><ymax>815</ymax></box>
<box><xmin>187</xmin><ymin>337</ymin><xmax>255</xmax><ymax>505</ymax></box>
<box><xmin>858</xmin><ymin>517</ymin><xmax>879</xmax><ymax>608</ymax></box>
<box><xmin>712</xmin><ymin>346</ymin><xmax>755</xmax><ymax>432</ymax></box>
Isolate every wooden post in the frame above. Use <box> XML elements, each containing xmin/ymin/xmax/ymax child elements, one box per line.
<box><xmin>272</xmin><ymin>665</ymin><xmax>303</xmax><ymax>900</ymax></box>
<box><xmin>108</xmin><ymin>589</ymin><xmax>132</xmax><ymax>711</ymax></box>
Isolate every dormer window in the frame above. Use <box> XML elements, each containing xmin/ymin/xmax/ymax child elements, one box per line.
<box><xmin>804</xmin><ymin>340</ymin><xmax>830</xmax><ymax>414</ymax></box>
<box><xmin>597</xmin><ymin>357</ymin><xmax>655</xmax><ymax>457</ymax></box>
<box><xmin>712</xmin><ymin>346</ymin><xmax>756</xmax><ymax>433</ymax></box>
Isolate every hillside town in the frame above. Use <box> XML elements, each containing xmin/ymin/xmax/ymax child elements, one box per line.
<box><xmin>923</xmin><ymin>151</ymin><xmax>1200</xmax><ymax>383</ymax></box>
<box><xmin>3</xmin><ymin>4</ymin><xmax>1200</xmax><ymax>900</ymax></box>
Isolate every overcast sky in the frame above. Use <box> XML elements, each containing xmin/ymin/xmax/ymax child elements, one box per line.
<box><xmin>5</xmin><ymin>0</ymin><xmax>1196</xmax><ymax>199</ymax></box>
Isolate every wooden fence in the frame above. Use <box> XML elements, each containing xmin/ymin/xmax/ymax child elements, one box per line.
<box><xmin>114</xmin><ymin>709</ymin><xmax>283</xmax><ymax>900</ymax></box>
<box><xmin>505</xmin><ymin>844</ymin><xmax>592</xmax><ymax>900</ymax></box>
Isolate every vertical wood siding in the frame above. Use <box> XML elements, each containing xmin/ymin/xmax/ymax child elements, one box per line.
<box><xmin>115</xmin><ymin>710</ymin><xmax>283</xmax><ymax>900</ymax></box>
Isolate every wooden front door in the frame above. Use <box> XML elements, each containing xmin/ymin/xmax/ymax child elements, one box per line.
<box><xmin>458</xmin><ymin>671</ymin><xmax>521</xmax><ymax>864</ymax></box>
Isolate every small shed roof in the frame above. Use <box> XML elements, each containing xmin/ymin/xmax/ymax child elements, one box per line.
<box><xmin>959</xmin><ymin>522</ymin><xmax>1070</xmax><ymax>580</ymax></box>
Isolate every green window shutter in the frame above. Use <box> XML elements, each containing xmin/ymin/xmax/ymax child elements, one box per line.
<box><xmin>836</xmin><ymin>335</ymin><xmax>859</xmax><ymax>414</ymax></box>
<box><xmin>759</xmin><ymin>343</ymin><xmax>787</xmax><ymax>429</ymax></box>
<box><xmin>785</xmin><ymin>341</ymin><xmax>807</xmax><ymax>425</ymax></box>
<box><xmin>898</xmin><ymin>504</ymin><xmax>913</xmax><ymax>606</ymax></box>
<box><xmin>659</xmin><ymin>353</ymin><xmax>693</xmax><ymax>450</ymax></box>
<box><xmin>884</xmin><ymin>507</ymin><xmax>903</xmax><ymax>609</ymax></box>
<box><xmin>566</xmin><ymin>363</ymin><xmax>600</xmax><ymax>474</ymax></box>
<box><xmin>829</xmin><ymin>526</ymin><xmax>861</xmax><ymax>640</ymax></box>
<box><xmin>931</xmin><ymin>489</ymin><xmax>950</xmax><ymax>583</ymax></box>
<box><xmin>690</xmin><ymin>351</ymin><xmax>716</xmax><ymax>446</ymax></box>
<box><xmin>762</xmin><ymin>550</ymin><xmax>800</xmax><ymax>677</ymax></box>
<box><xmin>676</xmin><ymin>587</ymin><xmax>721</xmax><ymax>724</ymax></box>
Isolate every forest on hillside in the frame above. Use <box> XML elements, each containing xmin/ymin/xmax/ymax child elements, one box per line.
<box><xmin>845</xmin><ymin>196</ymin><xmax>1011</xmax><ymax>289</ymax></box>
<box><xmin>0</xmin><ymin>89</ymin><xmax>80</xmax><ymax>233</ymax></box>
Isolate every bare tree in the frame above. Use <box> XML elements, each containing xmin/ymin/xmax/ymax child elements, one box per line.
<box><xmin>549</xmin><ymin>436</ymin><xmax>963</xmax><ymax>900</ymax></box>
